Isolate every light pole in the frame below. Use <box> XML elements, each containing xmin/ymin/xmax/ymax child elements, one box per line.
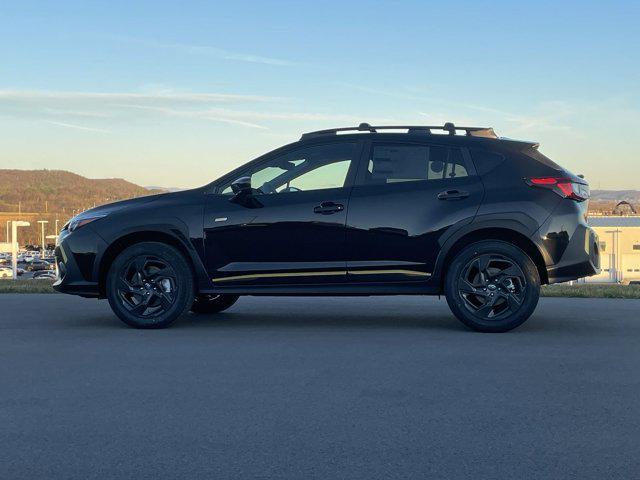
<box><xmin>5</xmin><ymin>220</ymin><xmax>10</xmax><ymax>243</ymax></box>
<box><xmin>11</xmin><ymin>221</ymin><xmax>30</xmax><ymax>280</ymax></box>
<box><xmin>37</xmin><ymin>220</ymin><xmax>48</xmax><ymax>259</ymax></box>
<box><xmin>46</xmin><ymin>235</ymin><xmax>59</xmax><ymax>276</ymax></box>
<box><xmin>605</xmin><ymin>229</ymin><xmax>622</xmax><ymax>283</ymax></box>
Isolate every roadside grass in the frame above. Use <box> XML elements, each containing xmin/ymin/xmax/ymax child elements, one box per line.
<box><xmin>542</xmin><ymin>283</ymin><xmax>640</xmax><ymax>299</ymax></box>
<box><xmin>1</xmin><ymin>279</ymin><xmax>639</xmax><ymax>298</ymax></box>
<box><xmin>0</xmin><ymin>279</ymin><xmax>56</xmax><ymax>294</ymax></box>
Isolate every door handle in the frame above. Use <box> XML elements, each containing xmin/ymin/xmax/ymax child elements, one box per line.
<box><xmin>313</xmin><ymin>202</ymin><xmax>345</xmax><ymax>215</ymax></box>
<box><xmin>437</xmin><ymin>189</ymin><xmax>470</xmax><ymax>200</ymax></box>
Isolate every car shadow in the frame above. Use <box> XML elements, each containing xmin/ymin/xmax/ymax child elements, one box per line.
<box><xmin>61</xmin><ymin>303</ymin><xmax>465</xmax><ymax>332</ymax></box>
<box><xmin>56</xmin><ymin>297</ymin><xmax>638</xmax><ymax>335</ymax></box>
<box><xmin>172</xmin><ymin>309</ymin><xmax>466</xmax><ymax>332</ymax></box>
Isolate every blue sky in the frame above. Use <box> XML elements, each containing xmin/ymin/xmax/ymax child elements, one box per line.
<box><xmin>1</xmin><ymin>0</ymin><xmax>638</xmax><ymax>188</ymax></box>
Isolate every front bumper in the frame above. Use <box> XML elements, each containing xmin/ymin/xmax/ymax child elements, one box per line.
<box><xmin>52</xmin><ymin>227</ymin><xmax>104</xmax><ymax>298</ymax></box>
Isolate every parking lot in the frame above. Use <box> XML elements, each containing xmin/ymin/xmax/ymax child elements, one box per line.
<box><xmin>2</xmin><ymin>294</ymin><xmax>640</xmax><ymax>479</ymax></box>
<box><xmin>0</xmin><ymin>270</ymin><xmax>55</xmax><ymax>280</ymax></box>
<box><xmin>0</xmin><ymin>253</ymin><xmax>57</xmax><ymax>280</ymax></box>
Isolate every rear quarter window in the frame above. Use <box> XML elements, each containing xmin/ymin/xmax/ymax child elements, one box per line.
<box><xmin>523</xmin><ymin>148</ymin><xmax>563</xmax><ymax>170</ymax></box>
<box><xmin>469</xmin><ymin>149</ymin><xmax>505</xmax><ymax>175</ymax></box>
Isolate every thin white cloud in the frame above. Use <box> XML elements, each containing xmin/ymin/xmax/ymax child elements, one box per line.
<box><xmin>339</xmin><ymin>82</ymin><xmax>577</xmax><ymax>134</ymax></box>
<box><xmin>43</xmin><ymin>108</ymin><xmax>113</xmax><ymax>118</ymax></box>
<box><xmin>118</xmin><ymin>104</ymin><xmax>385</xmax><ymax>128</ymax></box>
<box><xmin>337</xmin><ymin>82</ymin><xmax>426</xmax><ymax>101</ymax></box>
<box><xmin>113</xmin><ymin>35</ymin><xmax>296</xmax><ymax>67</ymax></box>
<box><xmin>0</xmin><ymin>88</ymin><xmax>408</xmax><ymax>134</ymax></box>
<box><xmin>43</xmin><ymin>120</ymin><xmax>110</xmax><ymax>133</ymax></box>
<box><xmin>0</xmin><ymin>89</ymin><xmax>279</xmax><ymax>104</ymax></box>
<box><xmin>416</xmin><ymin>102</ymin><xmax>574</xmax><ymax>134</ymax></box>
<box><xmin>117</xmin><ymin>104</ymin><xmax>269</xmax><ymax>129</ymax></box>
<box><xmin>0</xmin><ymin>89</ymin><xmax>283</xmax><ymax>131</ymax></box>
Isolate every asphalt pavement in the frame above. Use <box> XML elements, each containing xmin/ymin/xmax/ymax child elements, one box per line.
<box><xmin>1</xmin><ymin>294</ymin><xmax>639</xmax><ymax>479</ymax></box>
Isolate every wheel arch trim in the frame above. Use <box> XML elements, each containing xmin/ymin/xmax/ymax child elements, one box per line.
<box><xmin>95</xmin><ymin>225</ymin><xmax>209</xmax><ymax>297</ymax></box>
<box><xmin>432</xmin><ymin>218</ymin><xmax>550</xmax><ymax>291</ymax></box>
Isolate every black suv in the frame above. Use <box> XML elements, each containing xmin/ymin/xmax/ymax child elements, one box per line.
<box><xmin>54</xmin><ymin>123</ymin><xmax>600</xmax><ymax>332</ymax></box>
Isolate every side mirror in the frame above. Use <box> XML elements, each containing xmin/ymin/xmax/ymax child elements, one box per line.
<box><xmin>229</xmin><ymin>176</ymin><xmax>263</xmax><ymax>209</ymax></box>
<box><xmin>231</xmin><ymin>176</ymin><xmax>252</xmax><ymax>195</ymax></box>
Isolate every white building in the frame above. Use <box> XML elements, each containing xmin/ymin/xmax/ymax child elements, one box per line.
<box><xmin>585</xmin><ymin>216</ymin><xmax>640</xmax><ymax>284</ymax></box>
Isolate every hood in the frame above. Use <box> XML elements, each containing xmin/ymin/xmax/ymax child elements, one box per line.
<box><xmin>74</xmin><ymin>194</ymin><xmax>162</xmax><ymax>220</ymax></box>
<box><xmin>68</xmin><ymin>188</ymin><xmax>201</xmax><ymax>223</ymax></box>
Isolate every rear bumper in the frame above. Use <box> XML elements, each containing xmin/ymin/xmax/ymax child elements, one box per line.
<box><xmin>544</xmin><ymin>224</ymin><xmax>601</xmax><ymax>284</ymax></box>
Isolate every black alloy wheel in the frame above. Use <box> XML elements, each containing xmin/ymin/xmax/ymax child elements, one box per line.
<box><xmin>457</xmin><ymin>254</ymin><xmax>527</xmax><ymax>320</ymax></box>
<box><xmin>106</xmin><ymin>242</ymin><xmax>194</xmax><ymax>328</ymax></box>
<box><xmin>117</xmin><ymin>255</ymin><xmax>178</xmax><ymax>318</ymax></box>
<box><xmin>445</xmin><ymin>240</ymin><xmax>540</xmax><ymax>333</ymax></box>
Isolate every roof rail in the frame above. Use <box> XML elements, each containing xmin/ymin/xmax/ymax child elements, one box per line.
<box><xmin>300</xmin><ymin>122</ymin><xmax>497</xmax><ymax>140</ymax></box>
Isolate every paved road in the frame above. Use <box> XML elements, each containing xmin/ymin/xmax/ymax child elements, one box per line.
<box><xmin>1</xmin><ymin>295</ymin><xmax>639</xmax><ymax>479</ymax></box>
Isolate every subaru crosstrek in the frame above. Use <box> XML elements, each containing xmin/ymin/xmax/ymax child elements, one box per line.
<box><xmin>54</xmin><ymin>123</ymin><xmax>600</xmax><ymax>332</ymax></box>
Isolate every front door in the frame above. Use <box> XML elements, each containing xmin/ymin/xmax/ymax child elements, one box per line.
<box><xmin>345</xmin><ymin>140</ymin><xmax>484</xmax><ymax>283</ymax></box>
<box><xmin>204</xmin><ymin>141</ymin><xmax>361</xmax><ymax>286</ymax></box>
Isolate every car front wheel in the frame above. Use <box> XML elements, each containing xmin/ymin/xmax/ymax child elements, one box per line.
<box><xmin>106</xmin><ymin>242</ymin><xmax>194</xmax><ymax>329</ymax></box>
<box><xmin>444</xmin><ymin>240</ymin><xmax>540</xmax><ymax>333</ymax></box>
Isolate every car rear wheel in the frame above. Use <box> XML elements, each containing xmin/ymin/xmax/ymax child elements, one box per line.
<box><xmin>190</xmin><ymin>294</ymin><xmax>239</xmax><ymax>314</ymax></box>
<box><xmin>444</xmin><ymin>240</ymin><xmax>540</xmax><ymax>333</ymax></box>
<box><xmin>106</xmin><ymin>242</ymin><xmax>194</xmax><ymax>329</ymax></box>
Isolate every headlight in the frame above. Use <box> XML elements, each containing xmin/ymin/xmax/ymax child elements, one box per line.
<box><xmin>68</xmin><ymin>214</ymin><xmax>107</xmax><ymax>232</ymax></box>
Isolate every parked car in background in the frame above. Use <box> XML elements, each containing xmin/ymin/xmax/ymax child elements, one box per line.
<box><xmin>0</xmin><ymin>267</ymin><xmax>13</xmax><ymax>279</ymax></box>
<box><xmin>27</xmin><ymin>259</ymin><xmax>53</xmax><ymax>272</ymax></box>
<box><xmin>53</xmin><ymin>123</ymin><xmax>600</xmax><ymax>332</ymax></box>
<box><xmin>32</xmin><ymin>270</ymin><xmax>57</xmax><ymax>280</ymax></box>
<box><xmin>0</xmin><ymin>267</ymin><xmax>13</xmax><ymax>278</ymax></box>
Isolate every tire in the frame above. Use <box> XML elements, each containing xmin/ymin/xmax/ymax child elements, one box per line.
<box><xmin>190</xmin><ymin>294</ymin><xmax>239</xmax><ymax>314</ymax></box>
<box><xmin>444</xmin><ymin>240</ymin><xmax>540</xmax><ymax>333</ymax></box>
<box><xmin>106</xmin><ymin>242</ymin><xmax>194</xmax><ymax>329</ymax></box>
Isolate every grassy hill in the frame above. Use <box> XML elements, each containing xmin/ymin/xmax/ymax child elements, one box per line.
<box><xmin>0</xmin><ymin>169</ymin><xmax>163</xmax><ymax>214</ymax></box>
<box><xmin>0</xmin><ymin>169</ymin><xmax>163</xmax><ymax>245</ymax></box>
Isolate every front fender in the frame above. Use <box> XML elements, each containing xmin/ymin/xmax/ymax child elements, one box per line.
<box><xmin>92</xmin><ymin>217</ymin><xmax>210</xmax><ymax>293</ymax></box>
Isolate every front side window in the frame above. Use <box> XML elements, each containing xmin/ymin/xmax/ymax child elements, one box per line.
<box><xmin>221</xmin><ymin>143</ymin><xmax>355</xmax><ymax>194</ymax></box>
<box><xmin>362</xmin><ymin>144</ymin><xmax>469</xmax><ymax>185</ymax></box>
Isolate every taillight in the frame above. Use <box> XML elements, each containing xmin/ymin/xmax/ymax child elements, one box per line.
<box><xmin>526</xmin><ymin>177</ymin><xmax>589</xmax><ymax>201</ymax></box>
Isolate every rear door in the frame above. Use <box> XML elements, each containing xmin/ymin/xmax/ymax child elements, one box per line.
<box><xmin>345</xmin><ymin>139</ymin><xmax>484</xmax><ymax>282</ymax></box>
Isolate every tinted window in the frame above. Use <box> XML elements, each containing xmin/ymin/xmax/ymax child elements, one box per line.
<box><xmin>523</xmin><ymin>148</ymin><xmax>562</xmax><ymax>170</ymax></box>
<box><xmin>280</xmin><ymin>160</ymin><xmax>351</xmax><ymax>192</ymax></box>
<box><xmin>446</xmin><ymin>147</ymin><xmax>469</xmax><ymax>178</ymax></box>
<box><xmin>222</xmin><ymin>143</ymin><xmax>355</xmax><ymax>194</ymax></box>
<box><xmin>363</xmin><ymin>144</ymin><xmax>468</xmax><ymax>185</ymax></box>
<box><xmin>470</xmin><ymin>149</ymin><xmax>506</xmax><ymax>175</ymax></box>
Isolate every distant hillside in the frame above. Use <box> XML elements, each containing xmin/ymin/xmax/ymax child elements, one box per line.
<box><xmin>590</xmin><ymin>190</ymin><xmax>640</xmax><ymax>203</ymax></box>
<box><xmin>0</xmin><ymin>169</ymin><xmax>163</xmax><ymax>214</ymax></box>
<box><xmin>145</xmin><ymin>185</ymin><xmax>184</xmax><ymax>193</ymax></box>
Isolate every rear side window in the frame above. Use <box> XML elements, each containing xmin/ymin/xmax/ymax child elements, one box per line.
<box><xmin>363</xmin><ymin>144</ymin><xmax>469</xmax><ymax>185</ymax></box>
<box><xmin>523</xmin><ymin>148</ymin><xmax>562</xmax><ymax>170</ymax></box>
<box><xmin>470</xmin><ymin>149</ymin><xmax>506</xmax><ymax>175</ymax></box>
